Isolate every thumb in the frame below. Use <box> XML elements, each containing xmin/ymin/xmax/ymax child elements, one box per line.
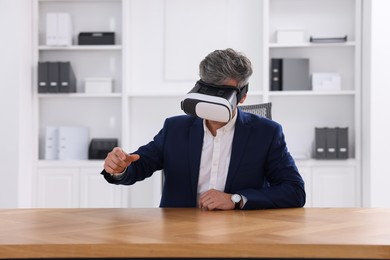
<box><xmin>123</xmin><ymin>153</ymin><xmax>140</xmax><ymax>165</ymax></box>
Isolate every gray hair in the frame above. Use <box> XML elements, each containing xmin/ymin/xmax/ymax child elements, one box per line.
<box><xmin>199</xmin><ymin>48</ymin><xmax>253</xmax><ymax>88</ymax></box>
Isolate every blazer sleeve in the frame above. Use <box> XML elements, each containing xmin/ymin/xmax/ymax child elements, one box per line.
<box><xmin>101</xmin><ymin>121</ymin><xmax>166</xmax><ymax>186</ymax></box>
<box><xmin>240</xmin><ymin>123</ymin><xmax>306</xmax><ymax>209</ymax></box>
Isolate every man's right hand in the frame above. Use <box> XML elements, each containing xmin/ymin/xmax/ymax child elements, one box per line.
<box><xmin>103</xmin><ymin>147</ymin><xmax>140</xmax><ymax>175</ymax></box>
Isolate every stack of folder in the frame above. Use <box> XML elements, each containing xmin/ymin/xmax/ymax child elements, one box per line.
<box><xmin>315</xmin><ymin>127</ymin><xmax>348</xmax><ymax>159</ymax></box>
<box><xmin>38</xmin><ymin>62</ymin><xmax>76</xmax><ymax>93</ymax></box>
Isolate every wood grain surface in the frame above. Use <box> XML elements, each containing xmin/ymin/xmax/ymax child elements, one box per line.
<box><xmin>0</xmin><ymin>208</ymin><xmax>389</xmax><ymax>259</ymax></box>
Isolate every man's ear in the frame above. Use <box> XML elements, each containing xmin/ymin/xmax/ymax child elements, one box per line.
<box><xmin>239</xmin><ymin>94</ymin><xmax>247</xmax><ymax>104</ymax></box>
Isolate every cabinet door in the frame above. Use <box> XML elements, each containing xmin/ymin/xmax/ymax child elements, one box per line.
<box><xmin>79</xmin><ymin>167</ymin><xmax>125</xmax><ymax>208</ymax></box>
<box><xmin>37</xmin><ymin>168</ymin><xmax>79</xmax><ymax>208</ymax></box>
<box><xmin>311</xmin><ymin>166</ymin><xmax>357</xmax><ymax>207</ymax></box>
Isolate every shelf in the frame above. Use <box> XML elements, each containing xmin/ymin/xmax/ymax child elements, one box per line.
<box><xmin>37</xmin><ymin>159</ymin><xmax>104</xmax><ymax>168</ymax></box>
<box><xmin>38</xmin><ymin>45</ymin><xmax>122</xmax><ymax>51</ymax></box>
<box><xmin>38</xmin><ymin>93</ymin><xmax>122</xmax><ymax>98</ymax></box>
<box><xmin>295</xmin><ymin>158</ymin><xmax>359</xmax><ymax>167</ymax></box>
<box><xmin>39</xmin><ymin>0</ymin><xmax>121</xmax><ymax>2</ymax></box>
<box><xmin>269</xmin><ymin>42</ymin><xmax>356</xmax><ymax>49</ymax></box>
<box><xmin>268</xmin><ymin>90</ymin><xmax>356</xmax><ymax>96</ymax></box>
<box><xmin>127</xmin><ymin>90</ymin><xmax>264</xmax><ymax>98</ymax></box>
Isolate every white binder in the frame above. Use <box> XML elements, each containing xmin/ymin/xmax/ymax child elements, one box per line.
<box><xmin>46</xmin><ymin>13</ymin><xmax>72</xmax><ymax>46</ymax></box>
<box><xmin>44</xmin><ymin>126</ymin><xmax>59</xmax><ymax>160</ymax></box>
<box><xmin>46</xmin><ymin>13</ymin><xmax>58</xmax><ymax>46</ymax></box>
<box><xmin>58</xmin><ymin>126</ymin><xmax>89</xmax><ymax>160</ymax></box>
<box><xmin>57</xmin><ymin>13</ymin><xmax>72</xmax><ymax>46</ymax></box>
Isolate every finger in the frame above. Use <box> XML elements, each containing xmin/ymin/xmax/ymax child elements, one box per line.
<box><xmin>104</xmin><ymin>158</ymin><xmax>126</xmax><ymax>174</ymax></box>
<box><xmin>104</xmin><ymin>148</ymin><xmax>129</xmax><ymax>173</ymax></box>
<box><xmin>199</xmin><ymin>189</ymin><xmax>213</xmax><ymax>201</ymax></box>
<box><xmin>123</xmin><ymin>153</ymin><xmax>140</xmax><ymax>165</ymax></box>
<box><xmin>111</xmin><ymin>148</ymin><xmax>140</xmax><ymax>166</ymax></box>
<box><xmin>112</xmin><ymin>147</ymin><xmax>128</xmax><ymax>160</ymax></box>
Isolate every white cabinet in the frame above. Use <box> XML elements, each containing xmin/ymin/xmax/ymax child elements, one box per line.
<box><xmin>32</xmin><ymin>0</ymin><xmax>363</xmax><ymax>208</ymax></box>
<box><xmin>311</xmin><ymin>166</ymin><xmax>358</xmax><ymax>207</ymax></box>
<box><xmin>297</xmin><ymin>160</ymin><xmax>360</xmax><ymax>207</ymax></box>
<box><xmin>36</xmin><ymin>161</ymin><xmax>127</xmax><ymax>208</ymax></box>
<box><xmin>37</xmin><ymin>167</ymin><xmax>79</xmax><ymax>208</ymax></box>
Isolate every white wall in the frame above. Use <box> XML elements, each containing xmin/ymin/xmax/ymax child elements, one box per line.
<box><xmin>362</xmin><ymin>0</ymin><xmax>390</xmax><ymax>207</ymax></box>
<box><xmin>0</xmin><ymin>0</ymin><xmax>32</xmax><ymax>208</ymax></box>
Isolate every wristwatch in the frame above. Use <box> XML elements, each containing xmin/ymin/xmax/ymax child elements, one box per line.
<box><xmin>231</xmin><ymin>194</ymin><xmax>242</xmax><ymax>209</ymax></box>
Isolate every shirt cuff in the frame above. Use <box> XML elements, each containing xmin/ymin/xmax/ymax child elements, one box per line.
<box><xmin>110</xmin><ymin>167</ymin><xmax>127</xmax><ymax>180</ymax></box>
<box><xmin>241</xmin><ymin>194</ymin><xmax>248</xmax><ymax>209</ymax></box>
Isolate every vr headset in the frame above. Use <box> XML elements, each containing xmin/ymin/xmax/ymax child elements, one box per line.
<box><xmin>181</xmin><ymin>80</ymin><xmax>248</xmax><ymax>123</ymax></box>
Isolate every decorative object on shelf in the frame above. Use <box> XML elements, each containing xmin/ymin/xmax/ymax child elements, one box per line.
<box><xmin>38</xmin><ymin>61</ymin><xmax>77</xmax><ymax>93</ymax></box>
<box><xmin>84</xmin><ymin>78</ymin><xmax>113</xmax><ymax>94</ymax></box>
<box><xmin>312</xmin><ymin>73</ymin><xmax>341</xmax><ymax>91</ymax></box>
<box><xmin>276</xmin><ymin>28</ymin><xmax>305</xmax><ymax>44</ymax></box>
<box><xmin>44</xmin><ymin>126</ymin><xmax>89</xmax><ymax>160</ymax></box>
<box><xmin>309</xmin><ymin>35</ymin><xmax>348</xmax><ymax>43</ymax></box>
<box><xmin>315</xmin><ymin>127</ymin><xmax>348</xmax><ymax>159</ymax></box>
<box><xmin>88</xmin><ymin>138</ymin><xmax>118</xmax><ymax>160</ymax></box>
<box><xmin>46</xmin><ymin>13</ymin><xmax>72</xmax><ymax>46</ymax></box>
<box><xmin>78</xmin><ymin>32</ymin><xmax>115</xmax><ymax>45</ymax></box>
<box><xmin>270</xmin><ymin>58</ymin><xmax>311</xmax><ymax>91</ymax></box>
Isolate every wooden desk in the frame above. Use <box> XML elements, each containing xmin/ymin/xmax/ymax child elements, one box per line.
<box><xmin>0</xmin><ymin>208</ymin><xmax>389</xmax><ymax>259</ymax></box>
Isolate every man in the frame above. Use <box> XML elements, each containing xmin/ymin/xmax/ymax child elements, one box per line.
<box><xmin>102</xmin><ymin>48</ymin><xmax>305</xmax><ymax>210</ymax></box>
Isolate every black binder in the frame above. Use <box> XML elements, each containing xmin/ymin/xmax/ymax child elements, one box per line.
<box><xmin>337</xmin><ymin>127</ymin><xmax>349</xmax><ymax>159</ymax></box>
<box><xmin>59</xmin><ymin>62</ymin><xmax>76</xmax><ymax>93</ymax></box>
<box><xmin>270</xmin><ymin>58</ymin><xmax>282</xmax><ymax>91</ymax></box>
<box><xmin>282</xmin><ymin>58</ymin><xmax>311</xmax><ymax>91</ymax></box>
<box><xmin>38</xmin><ymin>62</ymin><xmax>49</xmax><ymax>93</ymax></box>
<box><xmin>326</xmin><ymin>127</ymin><xmax>338</xmax><ymax>159</ymax></box>
<box><xmin>315</xmin><ymin>127</ymin><xmax>327</xmax><ymax>159</ymax></box>
<box><xmin>48</xmin><ymin>62</ymin><xmax>60</xmax><ymax>93</ymax></box>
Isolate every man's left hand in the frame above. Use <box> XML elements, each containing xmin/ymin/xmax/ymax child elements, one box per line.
<box><xmin>198</xmin><ymin>189</ymin><xmax>234</xmax><ymax>210</ymax></box>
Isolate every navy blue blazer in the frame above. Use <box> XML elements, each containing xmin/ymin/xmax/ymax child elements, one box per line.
<box><xmin>102</xmin><ymin>109</ymin><xmax>306</xmax><ymax>209</ymax></box>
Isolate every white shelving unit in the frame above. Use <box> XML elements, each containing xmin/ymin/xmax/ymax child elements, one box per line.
<box><xmin>262</xmin><ymin>0</ymin><xmax>362</xmax><ymax>207</ymax></box>
<box><xmin>31</xmin><ymin>0</ymin><xmax>363</xmax><ymax>208</ymax></box>
<box><xmin>32</xmin><ymin>0</ymin><xmax>130</xmax><ymax>208</ymax></box>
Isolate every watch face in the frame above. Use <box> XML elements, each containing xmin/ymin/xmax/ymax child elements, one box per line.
<box><xmin>232</xmin><ymin>194</ymin><xmax>241</xmax><ymax>203</ymax></box>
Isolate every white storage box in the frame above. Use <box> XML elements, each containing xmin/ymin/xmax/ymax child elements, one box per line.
<box><xmin>312</xmin><ymin>73</ymin><xmax>341</xmax><ymax>91</ymax></box>
<box><xmin>276</xmin><ymin>29</ymin><xmax>305</xmax><ymax>44</ymax></box>
<box><xmin>85</xmin><ymin>78</ymin><xmax>113</xmax><ymax>94</ymax></box>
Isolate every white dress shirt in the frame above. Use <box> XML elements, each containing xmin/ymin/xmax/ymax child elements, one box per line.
<box><xmin>197</xmin><ymin>112</ymin><xmax>237</xmax><ymax>198</ymax></box>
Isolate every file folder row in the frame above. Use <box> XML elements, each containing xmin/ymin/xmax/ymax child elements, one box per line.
<box><xmin>38</xmin><ymin>62</ymin><xmax>77</xmax><ymax>93</ymax></box>
<box><xmin>315</xmin><ymin>127</ymin><xmax>348</xmax><ymax>159</ymax></box>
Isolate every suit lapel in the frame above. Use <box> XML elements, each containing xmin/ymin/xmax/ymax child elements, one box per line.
<box><xmin>189</xmin><ymin>119</ymin><xmax>204</xmax><ymax>198</ymax></box>
<box><xmin>224</xmin><ymin>110</ymin><xmax>251</xmax><ymax>192</ymax></box>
